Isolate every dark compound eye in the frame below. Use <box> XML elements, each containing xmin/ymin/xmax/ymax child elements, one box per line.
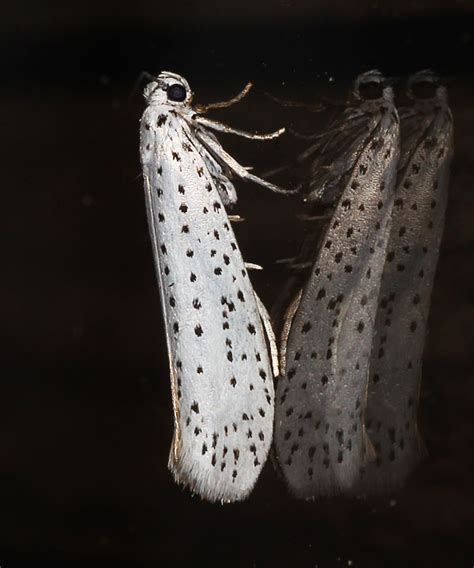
<box><xmin>358</xmin><ymin>81</ymin><xmax>385</xmax><ymax>100</ymax></box>
<box><xmin>167</xmin><ymin>83</ymin><xmax>187</xmax><ymax>102</ymax></box>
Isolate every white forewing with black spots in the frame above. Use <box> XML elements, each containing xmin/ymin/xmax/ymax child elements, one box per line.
<box><xmin>140</xmin><ymin>71</ymin><xmax>287</xmax><ymax>503</ymax></box>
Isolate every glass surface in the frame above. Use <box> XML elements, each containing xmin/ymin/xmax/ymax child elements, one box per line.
<box><xmin>1</xmin><ymin>1</ymin><xmax>473</xmax><ymax>565</ymax></box>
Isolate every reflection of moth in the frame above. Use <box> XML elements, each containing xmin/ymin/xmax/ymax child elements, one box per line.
<box><xmin>140</xmin><ymin>71</ymin><xmax>288</xmax><ymax>502</ymax></box>
<box><xmin>362</xmin><ymin>71</ymin><xmax>454</xmax><ymax>491</ymax></box>
<box><xmin>274</xmin><ymin>71</ymin><xmax>400</xmax><ymax>498</ymax></box>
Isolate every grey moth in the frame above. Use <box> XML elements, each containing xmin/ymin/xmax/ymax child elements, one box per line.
<box><xmin>361</xmin><ymin>70</ymin><xmax>454</xmax><ymax>491</ymax></box>
<box><xmin>274</xmin><ymin>71</ymin><xmax>400</xmax><ymax>498</ymax></box>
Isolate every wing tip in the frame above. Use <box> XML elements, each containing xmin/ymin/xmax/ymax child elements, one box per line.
<box><xmin>273</xmin><ymin>450</ymin><xmax>366</xmax><ymax>500</ymax></box>
<box><xmin>357</xmin><ymin>447</ymin><xmax>427</xmax><ymax>495</ymax></box>
<box><xmin>168</xmin><ymin>437</ymin><xmax>271</xmax><ymax>503</ymax></box>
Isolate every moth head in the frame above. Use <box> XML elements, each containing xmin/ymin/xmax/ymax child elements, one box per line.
<box><xmin>353</xmin><ymin>70</ymin><xmax>393</xmax><ymax>102</ymax></box>
<box><xmin>407</xmin><ymin>70</ymin><xmax>444</xmax><ymax>101</ymax></box>
<box><xmin>143</xmin><ymin>71</ymin><xmax>193</xmax><ymax>105</ymax></box>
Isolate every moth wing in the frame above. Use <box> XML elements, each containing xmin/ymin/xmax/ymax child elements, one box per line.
<box><xmin>274</xmin><ymin>107</ymin><xmax>400</xmax><ymax>497</ymax></box>
<box><xmin>142</xmin><ymin>110</ymin><xmax>274</xmax><ymax>502</ymax></box>
<box><xmin>362</xmin><ymin>97</ymin><xmax>454</xmax><ymax>491</ymax></box>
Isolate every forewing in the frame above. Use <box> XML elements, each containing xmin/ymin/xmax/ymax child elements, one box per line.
<box><xmin>362</xmin><ymin>96</ymin><xmax>454</xmax><ymax>491</ymax></box>
<box><xmin>274</xmin><ymin>105</ymin><xmax>400</xmax><ymax>498</ymax></box>
<box><xmin>141</xmin><ymin>107</ymin><xmax>274</xmax><ymax>502</ymax></box>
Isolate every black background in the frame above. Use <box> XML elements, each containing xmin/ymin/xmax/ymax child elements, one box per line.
<box><xmin>2</xmin><ymin>1</ymin><xmax>474</xmax><ymax>566</ymax></box>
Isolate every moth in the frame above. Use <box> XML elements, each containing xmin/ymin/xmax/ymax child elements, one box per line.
<box><xmin>139</xmin><ymin>71</ymin><xmax>290</xmax><ymax>503</ymax></box>
<box><xmin>361</xmin><ymin>71</ymin><xmax>454</xmax><ymax>491</ymax></box>
<box><xmin>274</xmin><ymin>71</ymin><xmax>400</xmax><ymax>498</ymax></box>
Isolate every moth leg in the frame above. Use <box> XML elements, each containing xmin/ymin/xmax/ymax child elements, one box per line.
<box><xmin>363</xmin><ymin>427</ymin><xmax>376</xmax><ymax>463</ymax></box>
<box><xmin>296</xmin><ymin>112</ymin><xmax>369</xmax><ymax>162</ymax></box>
<box><xmin>228</xmin><ymin>215</ymin><xmax>245</xmax><ymax>222</ymax></box>
<box><xmin>297</xmin><ymin>140</ymin><xmax>324</xmax><ymax>162</ymax></box>
<box><xmin>290</xmin><ymin>127</ymin><xmax>329</xmax><ymax>141</ymax></box>
<box><xmin>195</xmin><ymin>115</ymin><xmax>285</xmax><ymax>140</ymax></box>
<box><xmin>275</xmin><ymin>257</ymin><xmax>312</xmax><ymax>270</ymax></box>
<box><xmin>264</xmin><ymin>92</ymin><xmax>327</xmax><ymax>112</ymax></box>
<box><xmin>245</xmin><ymin>262</ymin><xmax>263</xmax><ymax>271</ymax></box>
<box><xmin>195</xmin><ymin>82</ymin><xmax>253</xmax><ymax>112</ymax></box>
<box><xmin>279</xmin><ymin>289</ymin><xmax>303</xmax><ymax>375</ymax></box>
<box><xmin>196</xmin><ymin>130</ymin><xmax>298</xmax><ymax>195</ymax></box>
<box><xmin>275</xmin><ymin>256</ymin><xmax>297</xmax><ymax>265</ymax></box>
<box><xmin>261</xmin><ymin>164</ymin><xmax>291</xmax><ymax>180</ymax></box>
<box><xmin>254</xmin><ymin>292</ymin><xmax>279</xmax><ymax>377</ymax></box>
<box><xmin>296</xmin><ymin>212</ymin><xmax>333</xmax><ymax>221</ymax></box>
<box><xmin>289</xmin><ymin>261</ymin><xmax>313</xmax><ymax>270</ymax></box>
<box><xmin>292</xmin><ymin>118</ymin><xmax>366</xmax><ymax>143</ymax></box>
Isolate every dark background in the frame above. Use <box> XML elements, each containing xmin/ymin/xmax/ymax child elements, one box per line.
<box><xmin>2</xmin><ymin>1</ymin><xmax>474</xmax><ymax>566</ymax></box>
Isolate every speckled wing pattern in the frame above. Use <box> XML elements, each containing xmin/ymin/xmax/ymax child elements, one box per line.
<box><xmin>274</xmin><ymin>79</ymin><xmax>400</xmax><ymax>498</ymax></box>
<box><xmin>140</xmin><ymin>92</ymin><xmax>275</xmax><ymax>502</ymax></box>
<box><xmin>361</xmin><ymin>77</ymin><xmax>454</xmax><ymax>491</ymax></box>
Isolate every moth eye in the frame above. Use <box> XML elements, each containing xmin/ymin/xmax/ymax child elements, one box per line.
<box><xmin>358</xmin><ymin>81</ymin><xmax>384</xmax><ymax>100</ymax></box>
<box><xmin>412</xmin><ymin>80</ymin><xmax>437</xmax><ymax>99</ymax></box>
<box><xmin>167</xmin><ymin>83</ymin><xmax>187</xmax><ymax>102</ymax></box>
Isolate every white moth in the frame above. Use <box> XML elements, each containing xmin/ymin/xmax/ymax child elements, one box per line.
<box><xmin>140</xmin><ymin>71</ymin><xmax>289</xmax><ymax>503</ymax></box>
<box><xmin>361</xmin><ymin>71</ymin><xmax>454</xmax><ymax>491</ymax></box>
<box><xmin>274</xmin><ymin>71</ymin><xmax>400</xmax><ymax>498</ymax></box>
